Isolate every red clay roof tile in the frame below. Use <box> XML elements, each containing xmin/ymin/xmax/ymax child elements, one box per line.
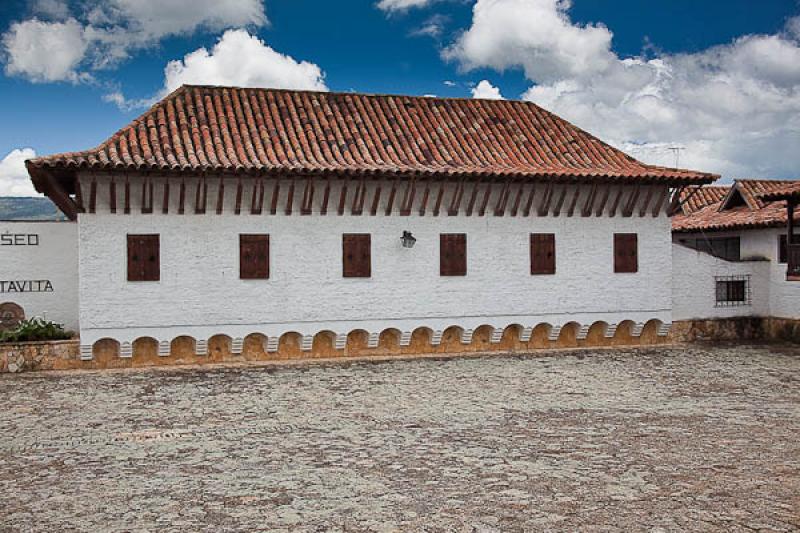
<box><xmin>673</xmin><ymin>179</ymin><xmax>800</xmax><ymax>232</ymax></box>
<box><xmin>758</xmin><ymin>181</ymin><xmax>800</xmax><ymax>202</ymax></box>
<box><xmin>28</xmin><ymin>85</ymin><xmax>716</xmax><ymax>186</ymax></box>
<box><xmin>679</xmin><ymin>185</ymin><xmax>730</xmax><ymax>214</ymax></box>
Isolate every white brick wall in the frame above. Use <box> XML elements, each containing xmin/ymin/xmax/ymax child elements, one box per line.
<box><xmin>0</xmin><ymin>221</ymin><xmax>79</xmax><ymax>331</ymax></box>
<box><xmin>76</xmin><ymin>177</ymin><xmax>673</xmax><ymax>345</ymax></box>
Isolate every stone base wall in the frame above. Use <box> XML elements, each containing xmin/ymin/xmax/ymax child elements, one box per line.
<box><xmin>0</xmin><ymin>340</ymin><xmax>79</xmax><ymax>373</ymax></box>
<box><xmin>672</xmin><ymin>317</ymin><xmax>800</xmax><ymax>343</ymax></box>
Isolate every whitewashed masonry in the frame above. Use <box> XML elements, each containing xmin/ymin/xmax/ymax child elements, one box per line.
<box><xmin>74</xmin><ymin>173</ymin><xmax>675</xmax><ymax>357</ymax></box>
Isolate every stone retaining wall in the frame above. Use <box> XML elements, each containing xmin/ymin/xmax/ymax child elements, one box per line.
<box><xmin>672</xmin><ymin>317</ymin><xmax>800</xmax><ymax>343</ymax></box>
<box><xmin>0</xmin><ymin>340</ymin><xmax>79</xmax><ymax>373</ymax></box>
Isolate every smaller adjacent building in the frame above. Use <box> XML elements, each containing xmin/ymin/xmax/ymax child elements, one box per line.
<box><xmin>672</xmin><ymin>179</ymin><xmax>800</xmax><ymax>321</ymax></box>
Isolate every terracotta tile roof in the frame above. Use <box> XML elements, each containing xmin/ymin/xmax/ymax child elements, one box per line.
<box><xmin>28</xmin><ymin>85</ymin><xmax>716</xmax><ymax>188</ymax></box>
<box><xmin>673</xmin><ymin>179</ymin><xmax>800</xmax><ymax>232</ymax></box>
<box><xmin>679</xmin><ymin>185</ymin><xmax>729</xmax><ymax>215</ymax></box>
<box><xmin>733</xmin><ymin>179</ymin><xmax>797</xmax><ymax>210</ymax></box>
<box><xmin>758</xmin><ymin>181</ymin><xmax>800</xmax><ymax>202</ymax></box>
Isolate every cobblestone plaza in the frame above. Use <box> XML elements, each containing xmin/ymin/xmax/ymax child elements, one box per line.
<box><xmin>1</xmin><ymin>345</ymin><xmax>798</xmax><ymax>531</ymax></box>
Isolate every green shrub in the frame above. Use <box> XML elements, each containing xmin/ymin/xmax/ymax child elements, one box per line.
<box><xmin>0</xmin><ymin>317</ymin><xmax>73</xmax><ymax>343</ymax></box>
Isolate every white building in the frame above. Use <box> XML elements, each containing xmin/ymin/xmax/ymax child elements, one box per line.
<box><xmin>672</xmin><ymin>180</ymin><xmax>800</xmax><ymax>322</ymax></box>
<box><xmin>22</xmin><ymin>85</ymin><xmax>717</xmax><ymax>360</ymax></box>
<box><xmin>0</xmin><ymin>220</ymin><xmax>78</xmax><ymax>332</ymax></box>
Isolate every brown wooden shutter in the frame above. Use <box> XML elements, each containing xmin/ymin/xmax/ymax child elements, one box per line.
<box><xmin>440</xmin><ymin>233</ymin><xmax>467</xmax><ymax>276</ymax></box>
<box><xmin>779</xmin><ymin>234</ymin><xmax>788</xmax><ymax>264</ymax></box>
<box><xmin>614</xmin><ymin>233</ymin><xmax>638</xmax><ymax>273</ymax></box>
<box><xmin>240</xmin><ymin>234</ymin><xmax>270</xmax><ymax>279</ymax></box>
<box><xmin>530</xmin><ymin>233</ymin><xmax>556</xmax><ymax>275</ymax></box>
<box><xmin>127</xmin><ymin>234</ymin><xmax>160</xmax><ymax>282</ymax></box>
<box><xmin>343</xmin><ymin>234</ymin><xmax>371</xmax><ymax>278</ymax></box>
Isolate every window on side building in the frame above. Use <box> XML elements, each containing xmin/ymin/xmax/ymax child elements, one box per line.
<box><xmin>440</xmin><ymin>234</ymin><xmax>467</xmax><ymax>276</ymax></box>
<box><xmin>715</xmin><ymin>275</ymin><xmax>751</xmax><ymax>307</ymax></box>
<box><xmin>614</xmin><ymin>233</ymin><xmax>638</xmax><ymax>273</ymax></box>
<box><xmin>779</xmin><ymin>235</ymin><xmax>787</xmax><ymax>264</ymax></box>
<box><xmin>680</xmin><ymin>236</ymin><xmax>741</xmax><ymax>261</ymax></box>
<box><xmin>240</xmin><ymin>234</ymin><xmax>270</xmax><ymax>279</ymax></box>
<box><xmin>127</xmin><ymin>234</ymin><xmax>160</xmax><ymax>282</ymax></box>
<box><xmin>343</xmin><ymin>234</ymin><xmax>371</xmax><ymax>278</ymax></box>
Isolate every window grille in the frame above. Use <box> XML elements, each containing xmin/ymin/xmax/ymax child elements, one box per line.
<box><xmin>714</xmin><ymin>275</ymin><xmax>751</xmax><ymax>307</ymax></box>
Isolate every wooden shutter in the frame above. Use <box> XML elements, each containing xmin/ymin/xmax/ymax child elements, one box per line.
<box><xmin>440</xmin><ymin>233</ymin><xmax>467</xmax><ymax>276</ymax></box>
<box><xmin>779</xmin><ymin>234</ymin><xmax>788</xmax><ymax>264</ymax></box>
<box><xmin>530</xmin><ymin>233</ymin><xmax>556</xmax><ymax>275</ymax></box>
<box><xmin>343</xmin><ymin>234</ymin><xmax>371</xmax><ymax>278</ymax></box>
<box><xmin>614</xmin><ymin>233</ymin><xmax>638</xmax><ymax>273</ymax></box>
<box><xmin>240</xmin><ymin>234</ymin><xmax>269</xmax><ymax>279</ymax></box>
<box><xmin>127</xmin><ymin>234</ymin><xmax>160</xmax><ymax>281</ymax></box>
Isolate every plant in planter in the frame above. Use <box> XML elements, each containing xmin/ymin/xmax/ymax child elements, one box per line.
<box><xmin>0</xmin><ymin>317</ymin><xmax>73</xmax><ymax>343</ymax></box>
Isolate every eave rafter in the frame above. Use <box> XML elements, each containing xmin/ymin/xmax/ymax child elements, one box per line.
<box><xmin>37</xmin><ymin>168</ymin><xmax>711</xmax><ymax>220</ymax></box>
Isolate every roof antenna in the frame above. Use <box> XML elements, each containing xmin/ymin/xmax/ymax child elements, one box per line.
<box><xmin>668</xmin><ymin>146</ymin><xmax>685</xmax><ymax>169</ymax></box>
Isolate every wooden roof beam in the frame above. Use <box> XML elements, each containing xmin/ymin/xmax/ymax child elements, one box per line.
<box><xmin>523</xmin><ymin>183</ymin><xmax>536</xmax><ymax>217</ymax></box>
<box><xmin>162</xmin><ymin>180</ymin><xmax>171</xmax><ymax>214</ymax></box>
<box><xmin>551</xmin><ymin>186</ymin><xmax>567</xmax><ymax>217</ymax></box>
<box><xmin>418</xmin><ymin>182</ymin><xmax>430</xmax><ymax>216</ymax></box>
<box><xmin>595</xmin><ymin>185</ymin><xmax>610</xmax><ymax>217</ymax></box>
<box><xmin>638</xmin><ymin>185</ymin><xmax>655</xmax><ymax>217</ymax></box>
<box><xmin>537</xmin><ymin>183</ymin><xmax>553</xmax><ymax>216</ymax></box>
<box><xmin>370</xmin><ymin>185</ymin><xmax>382</xmax><ymax>216</ymax></box>
<box><xmin>566</xmin><ymin>186</ymin><xmax>581</xmax><ymax>217</ymax></box>
<box><xmin>581</xmin><ymin>184</ymin><xmax>598</xmax><ymax>217</ymax></box>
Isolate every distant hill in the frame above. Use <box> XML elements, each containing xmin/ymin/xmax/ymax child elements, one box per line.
<box><xmin>0</xmin><ymin>197</ymin><xmax>66</xmax><ymax>221</ymax></box>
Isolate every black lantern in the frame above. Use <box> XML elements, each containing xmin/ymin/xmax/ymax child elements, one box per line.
<box><xmin>401</xmin><ymin>231</ymin><xmax>417</xmax><ymax>249</ymax></box>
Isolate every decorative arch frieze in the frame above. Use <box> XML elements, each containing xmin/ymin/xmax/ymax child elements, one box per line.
<box><xmin>76</xmin><ymin>315</ymin><xmax>673</xmax><ymax>366</ymax></box>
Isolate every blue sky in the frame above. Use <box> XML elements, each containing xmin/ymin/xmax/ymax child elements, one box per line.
<box><xmin>1</xmin><ymin>0</ymin><xmax>799</xmax><ymax>194</ymax></box>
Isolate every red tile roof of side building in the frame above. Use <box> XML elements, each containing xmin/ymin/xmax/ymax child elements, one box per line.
<box><xmin>758</xmin><ymin>181</ymin><xmax>800</xmax><ymax>202</ymax></box>
<box><xmin>678</xmin><ymin>185</ymin><xmax>730</xmax><ymax>215</ymax></box>
<box><xmin>673</xmin><ymin>179</ymin><xmax>800</xmax><ymax>232</ymax></box>
<box><xmin>27</xmin><ymin>85</ymin><xmax>717</xmax><ymax>195</ymax></box>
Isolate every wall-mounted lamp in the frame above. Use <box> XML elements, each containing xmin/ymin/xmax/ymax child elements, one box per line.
<box><xmin>401</xmin><ymin>230</ymin><xmax>417</xmax><ymax>249</ymax></box>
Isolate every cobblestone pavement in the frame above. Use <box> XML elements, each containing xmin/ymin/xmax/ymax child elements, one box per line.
<box><xmin>1</xmin><ymin>345</ymin><xmax>799</xmax><ymax>532</ymax></box>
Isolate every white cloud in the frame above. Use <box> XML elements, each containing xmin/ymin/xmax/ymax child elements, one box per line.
<box><xmin>107</xmin><ymin>29</ymin><xmax>328</xmax><ymax>110</ymax></box>
<box><xmin>163</xmin><ymin>29</ymin><xmax>327</xmax><ymax>93</ymax></box>
<box><xmin>2</xmin><ymin>0</ymin><xmax>267</xmax><ymax>82</ymax></box>
<box><xmin>377</xmin><ymin>0</ymin><xmax>436</xmax><ymax>13</ymax></box>
<box><xmin>410</xmin><ymin>14</ymin><xmax>449</xmax><ymax>39</ymax></box>
<box><xmin>471</xmin><ymin>79</ymin><xmax>504</xmax><ymax>99</ymax></box>
<box><xmin>32</xmin><ymin>0</ymin><xmax>70</xmax><ymax>20</ymax></box>
<box><xmin>101</xmin><ymin>90</ymin><xmax>152</xmax><ymax>111</ymax></box>
<box><xmin>0</xmin><ymin>149</ymin><xmax>38</xmax><ymax>196</ymax></box>
<box><xmin>87</xmin><ymin>0</ymin><xmax>266</xmax><ymax>39</ymax></box>
<box><xmin>444</xmin><ymin>0</ymin><xmax>614</xmax><ymax>83</ymax></box>
<box><xmin>2</xmin><ymin>18</ymin><xmax>89</xmax><ymax>83</ymax></box>
<box><xmin>446</xmin><ymin>1</ymin><xmax>800</xmax><ymax>179</ymax></box>
<box><xmin>84</xmin><ymin>0</ymin><xmax>267</xmax><ymax>67</ymax></box>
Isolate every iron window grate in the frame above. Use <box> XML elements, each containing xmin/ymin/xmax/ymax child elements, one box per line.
<box><xmin>714</xmin><ymin>275</ymin><xmax>751</xmax><ymax>307</ymax></box>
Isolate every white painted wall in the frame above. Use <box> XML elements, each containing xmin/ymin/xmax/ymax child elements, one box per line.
<box><xmin>673</xmin><ymin>228</ymin><xmax>800</xmax><ymax>320</ymax></box>
<box><xmin>76</xmin><ymin>176</ymin><xmax>674</xmax><ymax>345</ymax></box>
<box><xmin>671</xmin><ymin>243</ymin><xmax>770</xmax><ymax>320</ymax></box>
<box><xmin>0</xmin><ymin>220</ymin><xmax>79</xmax><ymax>331</ymax></box>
